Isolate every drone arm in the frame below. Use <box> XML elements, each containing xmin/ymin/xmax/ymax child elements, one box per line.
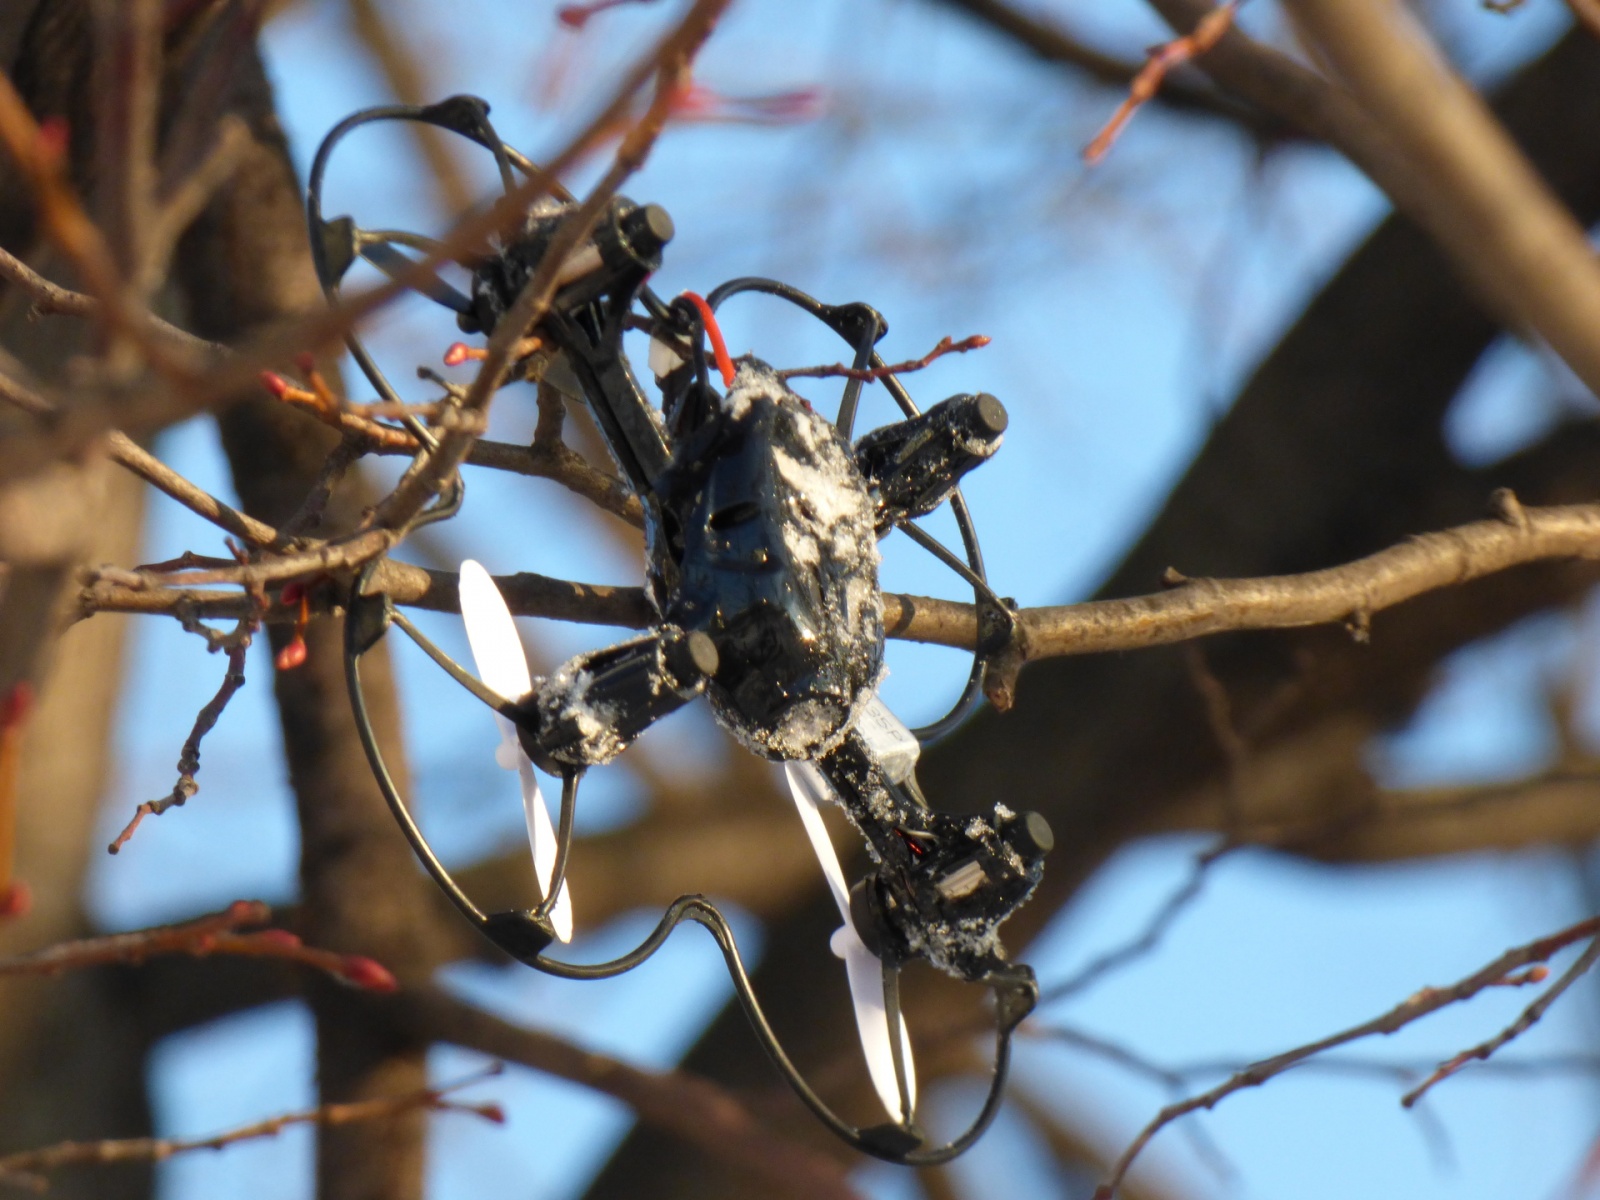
<box><xmin>548</xmin><ymin>314</ymin><xmax>673</xmax><ymax>497</ymax></box>
<box><xmin>854</xmin><ymin>392</ymin><xmax>1009</xmax><ymax>533</ymax></box>
<box><xmin>511</xmin><ymin>626</ymin><xmax>719</xmax><ymax>774</ymax></box>
<box><xmin>813</xmin><ymin>725</ymin><xmax>1053</xmax><ymax>982</ymax></box>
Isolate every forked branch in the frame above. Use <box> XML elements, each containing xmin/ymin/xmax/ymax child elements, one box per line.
<box><xmin>1093</xmin><ymin>915</ymin><xmax>1600</xmax><ymax>1197</ymax></box>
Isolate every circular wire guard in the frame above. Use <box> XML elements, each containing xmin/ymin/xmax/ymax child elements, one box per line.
<box><xmin>341</xmin><ymin>573</ymin><xmax>1032</xmax><ymax>1165</ymax></box>
<box><xmin>313</xmin><ymin>100</ymin><xmax>1034</xmax><ymax>1161</ymax></box>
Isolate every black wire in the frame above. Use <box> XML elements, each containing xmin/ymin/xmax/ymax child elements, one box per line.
<box><xmin>536</xmin><ymin>770</ymin><xmax>579</xmax><ymax>923</ymax></box>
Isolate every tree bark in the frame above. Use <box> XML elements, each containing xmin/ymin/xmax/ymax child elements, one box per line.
<box><xmin>169</xmin><ymin>36</ymin><xmax>447</xmax><ymax>1200</ymax></box>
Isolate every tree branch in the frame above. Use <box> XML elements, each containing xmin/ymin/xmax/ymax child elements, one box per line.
<box><xmin>1094</xmin><ymin>914</ymin><xmax>1600</xmax><ymax>1196</ymax></box>
<box><xmin>0</xmin><ymin>1070</ymin><xmax>500</xmax><ymax>1192</ymax></box>
<box><xmin>105</xmin><ymin>430</ymin><xmax>281</xmax><ymax>548</ymax></box>
<box><xmin>1285</xmin><ymin>0</ymin><xmax>1600</xmax><ymax>397</ymax></box>
<box><xmin>929</xmin><ymin>0</ymin><xmax>1285</xmax><ymax>137</ymax></box>
<box><xmin>72</xmin><ymin>499</ymin><xmax>1600</xmax><ymax>690</ymax></box>
<box><xmin>0</xmin><ymin>899</ymin><xmax>396</xmax><ymax>992</ymax></box>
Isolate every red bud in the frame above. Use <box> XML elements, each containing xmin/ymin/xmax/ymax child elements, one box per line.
<box><xmin>442</xmin><ymin>342</ymin><xmax>485</xmax><ymax>366</ymax></box>
<box><xmin>338</xmin><ymin>955</ymin><xmax>398</xmax><ymax>992</ymax></box>
<box><xmin>249</xmin><ymin>929</ymin><xmax>303</xmax><ymax>949</ymax></box>
<box><xmin>36</xmin><ymin>116</ymin><xmax>68</xmax><ymax>163</ymax></box>
<box><xmin>275</xmin><ymin>637</ymin><xmax>308</xmax><ymax>671</ymax></box>
<box><xmin>260</xmin><ymin>371</ymin><xmax>290</xmax><ymax>399</ymax></box>
<box><xmin>224</xmin><ymin>899</ymin><xmax>262</xmax><ymax>924</ymax></box>
<box><xmin>1</xmin><ymin>681</ymin><xmax>33</xmax><ymax>729</ymax></box>
<box><xmin>0</xmin><ymin>881</ymin><xmax>32</xmax><ymax>919</ymax></box>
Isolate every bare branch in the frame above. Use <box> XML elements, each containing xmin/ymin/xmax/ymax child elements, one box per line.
<box><xmin>0</xmin><ymin>899</ymin><xmax>396</xmax><ymax>993</ymax></box>
<box><xmin>778</xmin><ymin>334</ymin><xmax>990</xmax><ymax>382</ymax></box>
<box><xmin>1094</xmin><ymin>915</ymin><xmax>1600</xmax><ymax>1197</ymax></box>
<box><xmin>106</xmin><ymin>431</ymin><xmax>282</xmax><ymax>548</ymax></box>
<box><xmin>1014</xmin><ymin>498</ymin><xmax>1600</xmax><ymax>661</ymax></box>
<box><xmin>0</xmin><ymin>1068</ymin><xmax>496</xmax><ymax>1191</ymax></box>
<box><xmin>1568</xmin><ymin>0</ymin><xmax>1600</xmax><ymax>39</ymax></box>
<box><xmin>72</xmin><ymin>500</ymin><xmax>1600</xmax><ymax>676</ymax></box>
<box><xmin>106</xmin><ymin>635</ymin><xmax>252</xmax><ymax>853</ymax></box>
<box><xmin>1285</xmin><ymin>0</ymin><xmax>1600</xmax><ymax>395</ymax></box>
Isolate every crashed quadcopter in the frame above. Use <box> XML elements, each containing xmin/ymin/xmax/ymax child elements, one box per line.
<box><xmin>314</xmin><ymin>96</ymin><xmax>1051</xmax><ymax>1162</ymax></box>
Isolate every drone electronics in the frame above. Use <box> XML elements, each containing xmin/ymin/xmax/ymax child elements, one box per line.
<box><xmin>311</xmin><ymin>95</ymin><xmax>1052</xmax><ymax>1163</ymax></box>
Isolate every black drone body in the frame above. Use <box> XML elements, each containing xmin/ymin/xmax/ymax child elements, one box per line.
<box><xmin>319</xmin><ymin>95</ymin><xmax>1050</xmax><ymax>1162</ymax></box>
<box><xmin>464</xmin><ymin>191</ymin><xmax>1051</xmax><ymax>986</ymax></box>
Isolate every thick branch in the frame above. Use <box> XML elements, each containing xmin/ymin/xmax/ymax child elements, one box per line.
<box><xmin>74</xmin><ymin>500</ymin><xmax>1600</xmax><ymax>676</ymax></box>
<box><xmin>1286</xmin><ymin>0</ymin><xmax>1600</xmax><ymax>396</ymax></box>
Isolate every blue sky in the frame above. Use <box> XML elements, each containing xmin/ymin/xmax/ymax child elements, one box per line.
<box><xmin>82</xmin><ymin>1</ymin><xmax>1600</xmax><ymax>1197</ymax></box>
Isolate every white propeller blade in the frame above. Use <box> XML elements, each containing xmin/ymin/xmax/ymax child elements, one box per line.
<box><xmin>459</xmin><ymin>559</ymin><xmax>573</xmax><ymax>943</ymax></box>
<box><xmin>785</xmin><ymin>762</ymin><xmax>917</xmax><ymax>1123</ymax></box>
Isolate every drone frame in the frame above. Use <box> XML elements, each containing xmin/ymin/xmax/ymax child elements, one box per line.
<box><xmin>315</xmin><ymin>95</ymin><xmax>1036</xmax><ymax>1165</ymax></box>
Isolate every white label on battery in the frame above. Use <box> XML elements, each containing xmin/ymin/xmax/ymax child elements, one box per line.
<box><xmin>855</xmin><ymin>693</ymin><xmax>920</xmax><ymax>784</ymax></box>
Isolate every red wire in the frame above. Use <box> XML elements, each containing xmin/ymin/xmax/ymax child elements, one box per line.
<box><xmin>681</xmin><ymin>291</ymin><xmax>736</xmax><ymax>387</ymax></box>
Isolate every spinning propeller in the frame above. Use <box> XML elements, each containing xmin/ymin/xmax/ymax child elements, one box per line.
<box><xmin>458</xmin><ymin>558</ymin><xmax>574</xmax><ymax>943</ymax></box>
<box><xmin>785</xmin><ymin>759</ymin><xmax>917</xmax><ymax>1123</ymax></box>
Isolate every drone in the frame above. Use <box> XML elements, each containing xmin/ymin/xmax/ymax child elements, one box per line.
<box><xmin>311</xmin><ymin>95</ymin><xmax>1052</xmax><ymax>1163</ymax></box>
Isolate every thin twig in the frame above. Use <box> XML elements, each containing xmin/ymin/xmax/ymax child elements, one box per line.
<box><xmin>1400</xmin><ymin>937</ymin><xmax>1600</xmax><ymax>1106</ymax></box>
<box><xmin>0</xmin><ymin>899</ymin><xmax>396</xmax><ymax>992</ymax></box>
<box><xmin>106</xmin><ymin>431</ymin><xmax>282</xmax><ymax>548</ymax></box>
<box><xmin>1038</xmin><ymin>845</ymin><xmax>1226</xmax><ymax>1007</ymax></box>
<box><xmin>0</xmin><ymin>243</ymin><xmax>222</xmax><ymax>359</ymax></box>
<box><xmin>777</xmin><ymin>334</ymin><xmax>991</xmax><ymax>382</ymax></box>
<box><xmin>108</xmin><ymin>637</ymin><xmax>252</xmax><ymax>853</ymax></box>
<box><xmin>280</xmin><ymin>438</ymin><xmax>364</xmax><ymax>540</ymax></box>
<box><xmin>0</xmin><ymin>363</ymin><xmax>53</xmax><ymax>418</ymax></box>
<box><xmin>144</xmin><ymin>114</ymin><xmax>253</xmax><ymax>289</ymax></box>
<box><xmin>0</xmin><ymin>1067</ymin><xmax>496</xmax><ymax>1191</ymax></box>
<box><xmin>1029</xmin><ymin>1022</ymin><xmax>1600</xmax><ymax>1087</ymax></box>
<box><xmin>1084</xmin><ymin>3</ymin><xmax>1237</xmax><ymax>163</ymax></box>
<box><xmin>1093</xmin><ymin>914</ymin><xmax>1600</xmax><ymax>1197</ymax></box>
